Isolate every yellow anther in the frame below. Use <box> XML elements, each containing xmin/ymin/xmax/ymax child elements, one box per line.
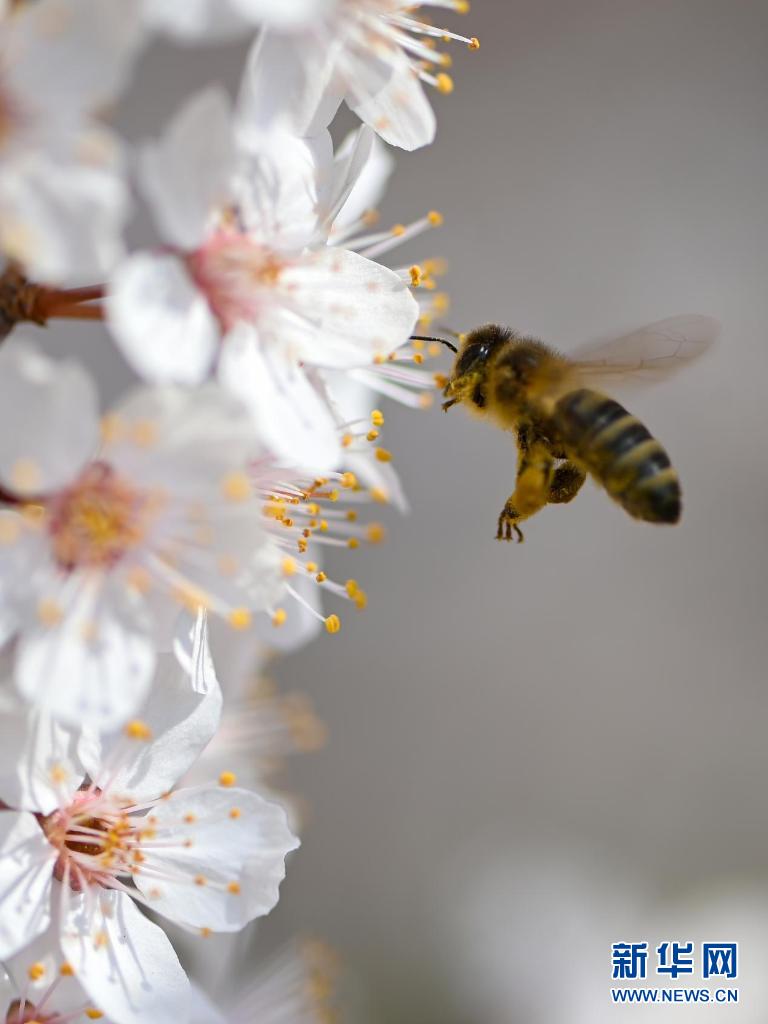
<box><xmin>371</xmin><ymin>409</ymin><xmax>385</xmax><ymax>427</ymax></box>
<box><xmin>366</xmin><ymin>523</ymin><xmax>386</xmax><ymax>544</ymax></box>
<box><xmin>346</xmin><ymin>510</ymin><xmax>358</xmax><ymax>522</ymax></box>
<box><xmin>391</xmin><ymin>223</ymin><xmax>406</xmax><ymax>236</ymax></box>
<box><xmin>316</xmin><ymin>572</ymin><xmax>327</xmax><ymax>583</ymax></box>
<box><xmin>282</xmin><ymin>556</ymin><xmax>297</xmax><ymax>577</ymax></box>
<box><xmin>355</xmin><ymin>590</ymin><xmax>368</xmax><ymax>611</ymax></box>
<box><xmin>345</xmin><ymin>579</ymin><xmax>359</xmax><ymax>598</ymax></box>
<box><xmin>183</xmin><ymin>838</ymin><xmax>193</xmax><ymax>848</ymax></box>
<box><xmin>434</xmin><ymin>372</ymin><xmax>449</xmax><ymax>388</ymax></box>
<box><xmin>37</xmin><ymin>598</ymin><xmax>62</xmax><ymax>627</ymax></box>
<box><xmin>229</xmin><ymin>807</ymin><xmax>241</xmax><ymax>819</ymax></box>
<box><xmin>340</xmin><ymin>472</ymin><xmax>357</xmax><ymax>489</ymax></box>
<box><xmin>219</xmin><ymin>770</ymin><xmax>237</xmax><ymax>787</ymax></box>
<box><xmin>455</xmin><ymin>0</ymin><xmax>470</xmax><ymax>12</ymax></box>
<box><xmin>273</xmin><ymin>606</ymin><xmax>288</xmax><ymax>626</ymax></box>
<box><xmin>319</xmin><ymin>520</ymin><xmax>329</xmax><ymax>532</ymax></box>
<box><xmin>183</xmin><ymin>813</ymin><xmax>197</xmax><ymax>824</ymax></box>
<box><xmin>373</xmin><ymin>353</ymin><xmax>386</xmax><ymax>365</ymax></box>
<box><xmin>28</xmin><ymin>963</ymin><xmax>46</xmax><ymax>982</ymax></box>
<box><xmin>86</xmin><ymin>1010</ymin><xmax>103</xmax><ymax>1020</ymax></box>
<box><xmin>194</xmin><ymin>875</ymin><xmax>206</xmax><ymax>886</ymax></box>
<box><xmin>49</xmin><ymin>763</ymin><xmax>69</xmax><ymax>784</ymax></box>
<box><xmin>124</xmin><ymin>719</ymin><xmax>152</xmax><ymax>742</ymax></box>
<box><xmin>325</xmin><ymin>614</ymin><xmax>341</xmax><ymax>635</ymax></box>
<box><xmin>362</xmin><ymin>209</ymin><xmax>380</xmax><ymax>226</ymax></box>
<box><xmin>468</xmin><ymin>35</ymin><xmax>480</xmax><ymax>49</ymax></box>
<box><xmin>412</xmin><ymin>339</ymin><xmax>425</xmax><ymax>351</ymax></box>
<box><xmin>419</xmin><ymin>392</ymin><xmax>435</xmax><ymax>409</ymax></box>
<box><xmin>433</xmin><ymin>292</ymin><xmax>451</xmax><ymax>314</ymax></box>
<box><xmin>370</xmin><ymin>487</ymin><xmax>389</xmax><ymax>504</ymax></box>
<box><xmin>131</xmin><ymin>420</ymin><xmax>158</xmax><ymax>447</ymax></box>
<box><xmin>228</xmin><ymin>608</ymin><xmax>252</xmax><ymax>630</ymax></box>
<box><xmin>60</xmin><ymin>963</ymin><xmax>75</xmax><ymax>977</ymax></box>
<box><xmin>297</xmin><ymin>538</ymin><xmax>308</xmax><ymax>553</ymax></box>
<box><xmin>375</xmin><ymin>448</ymin><xmax>393</xmax><ymax>463</ymax></box>
<box><xmin>410</xmin><ymin>264</ymin><xmax>423</xmax><ymax>287</ymax></box>
<box><xmin>441</xmin><ymin>52</ymin><xmax>453</xmax><ymax>68</ymax></box>
<box><xmin>222</xmin><ymin>472</ymin><xmax>252</xmax><ymax>502</ymax></box>
<box><xmin>413</xmin><ymin>352</ymin><xmax>425</xmax><ymax>365</ymax></box>
<box><xmin>347</xmin><ymin>537</ymin><xmax>360</xmax><ymax>550</ymax></box>
<box><xmin>428</xmin><ymin>210</ymin><xmax>445</xmax><ymax>226</ymax></box>
<box><xmin>427</xmin><ymin>342</ymin><xmax>442</xmax><ymax>358</ymax></box>
<box><xmin>306</xmin><ymin>561</ymin><xmax>318</xmax><ymax>573</ymax></box>
<box><xmin>200</xmin><ymin>928</ymin><xmax>212</xmax><ymax>938</ymax></box>
<box><xmin>227</xmin><ymin>881</ymin><xmax>241</xmax><ymax>895</ymax></box>
<box><xmin>341</xmin><ymin>433</ymin><xmax>354</xmax><ymax>448</ymax></box>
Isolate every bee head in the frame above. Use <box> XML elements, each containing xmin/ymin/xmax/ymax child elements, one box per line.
<box><xmin>442</xmin><ymin>324</ymin><xmax>512</xmax><ymax>411</ymax></box>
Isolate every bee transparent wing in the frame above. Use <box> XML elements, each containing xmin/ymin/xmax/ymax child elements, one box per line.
<box><xmin>566</xmin><ymin>314</ymin><xmax>719</xmax><ymax>390</ymax></box>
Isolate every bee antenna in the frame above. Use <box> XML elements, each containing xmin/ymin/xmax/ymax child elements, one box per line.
<box><xmin>410</xmin><ymin>334</ymin><xmax>458</xmax><ymax>354</ymax></box>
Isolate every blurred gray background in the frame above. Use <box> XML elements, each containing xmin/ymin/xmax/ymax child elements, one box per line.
<box><xmin>42</xmin><ymin>1</ymin><xmax>768</xmax><ymax>1020</ymax></box>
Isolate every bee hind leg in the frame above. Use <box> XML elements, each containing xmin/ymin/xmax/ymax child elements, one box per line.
<box><xmin>496</xmin><ymin>439</ymin><xmax>554</xmax><ymax>543</ymax></box>
<box><xmin>496</xmin><ymin>504</ymin><xmax>525</xmax><ymax>543</ymax></box>
<box><xmin>547</xmin><ymin>462</ymin><xmax>586</xmax><ymax>504</ymax></box>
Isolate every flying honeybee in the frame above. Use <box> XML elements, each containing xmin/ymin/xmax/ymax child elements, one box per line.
<box><xmin>416</xmin><ymin>315</ymin><xmax>718</xmax><ymax>542</ymax></box>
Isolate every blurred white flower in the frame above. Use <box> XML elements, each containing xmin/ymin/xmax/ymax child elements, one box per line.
<box><xmin>106</xmin><ymin>87</ymin><xmax>419</xmax><ymax>472</ymax></box>
<box><xmin>0</xmin><ymin>617</ymin><xmax>298</xmax><ymax>1024</ymax></box>
<box><xmin>0</xmin><ymin>0</ymin><xmax>142</xmax><ymax>283</ymax></box>
<box><xmin>241</xmin><ymin>0</ymin><xmax>479</xmax><ymax>150</ymax></box>
<box><xmin>142</xmin><ymin>0</ymin><xmax>331</xmax><ymax>42</ymax></box>
<box><xmin>0</xmin><ymin>345</ymin><xmax>280</xmax><ymax>730</ymax></box>
<box><xmin>190</xmin><ymin>938</ymin><xmax>340</xmax><ymax>1024</ymax></box>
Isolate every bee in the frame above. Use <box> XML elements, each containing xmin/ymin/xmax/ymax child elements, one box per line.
<box><xmin>415</xmin><ymin>315</ymin><xmax>718</xmax><ymax>542</ymax></box>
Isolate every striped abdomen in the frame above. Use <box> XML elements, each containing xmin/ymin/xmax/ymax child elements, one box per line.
<box><xmin>553</xmin><ymin>389</ymin><xmax>681</xmax><ymax>523</ymax></box>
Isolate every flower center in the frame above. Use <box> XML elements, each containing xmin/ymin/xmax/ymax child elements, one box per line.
<box><xmin>46</xmin><ymin>463</ymin><xmax>148</xmax><ymax>571</ymax></box>
<box><xmin>187</xmin><ymin>229</ymin><xmax>288</xmax><ymax>333</ymax></box>
<box><xmin>40</xmin><ymin>788</ymin><xmax>139</xmax><ymax>892</ymax></box>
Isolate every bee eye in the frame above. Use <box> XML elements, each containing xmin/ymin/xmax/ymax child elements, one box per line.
<box><xmin>456</xmin><ymin>341</ymin><xmax>491</xmax><ymax>376</ymax></box>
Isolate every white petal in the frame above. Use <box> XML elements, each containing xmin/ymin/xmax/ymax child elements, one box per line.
<box><xmin>189</xmin><ymin>983</ymin><xmax>227</xmax><ymax>1024</ymax></box>
<box><xmin>347</xmin><ymin>58</ymin><xmax>436</xmax><ymax>151</ymax></box>
<box><xmin>0</xmin><ymin>343</ymin><xmax>98</xmax><ymax>496</ymax></box>
<box><xmin>230</xmin><ymin>129</ymin><xmax>327</xmax><ymax>251</ymax></box>
<box><xmin>0</xmin><ymin>143</ymin><xmax>129</xmax><ymax>285</ymax></box>
<box><xmin>0</xmin><ymin>812</ymin><xmax>56</xmax><ymax>958</ymax></box>
<box><xmin>230</xmin><ymin>0</ymin><xmax>333</xmax><ymax>29</ymax></box>
<box><xmin>173</xmin><ymin>609</ymin><xmax>218</xmax><ymax>696</ymax></box>
<box><xmin>15</xmin><ymin>575</ymin><xmax>156</xmax><ymax>731</ymax></box>
<box><xmin>332</xmin><ymin>129</ymin><xmax>394</xmax><ymax>230</ymax></box>
<box><xmin>276</xmin><ymin>247</ymin><xmax>419</xmax><ymax>367</ymax></box>
<box><xmin>238</xmin><ymin>30</ymin><xmax>345</xmax><ymax>137</ymax></box>
<box><xmin>142</xmin><ymin>0</ymin><xmax>250</xmax><ymax>41</ymax></box>
<box><xmin>255</xmin><ymin>570</ymin><xmax>322</xmax><ymax>653</ymax></box>
<box><xmin>314</xmin><ymin>125</ymin><xmax>374</xmax><ymax>236</ymax></box>
<box><xmin>0</xmin><ymin>688</ymin><xmax>84</xmax><ymax>814</ymax></box>
<box><xmin>135</xmin><ymin>785</ymin><xmax>299</xmax><ymax>931</ymax></box>
<box><xmin>107</xmin><ymin>253</ymin><xmax>219</xmax><ymax>385</ymax></box>
<box><xmin>6</xmin><ymin>0</ymin><xmax>142</xmax><ymax>113</ymax></box>
<box><xmin>61</xmin><ymin>887</ymin><xmax>189</xmax><ymax>1024</ymax></box>
<box><xmin>85</xmin><ymin>648</ymin><xmax>222</xmax><ymax>803</ymax></box>
<box><xmin>140</xmin><ymin>86</ymin><xmax>235</xmax><ymax>250</ymax></box>
<box><xmin>218</xmin><ymin>325</ymin><xmax>341</xmax><ymax>472</ymax></box>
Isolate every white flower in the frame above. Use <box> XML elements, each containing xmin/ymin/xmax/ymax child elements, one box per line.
<box><xmin>189</xmin><ymin>939</ymin><xmax>339</xmax><ymax>1024</ymax></box>
<box><xmin>142</xmin><ymin>0</ymin><xmax>330</xmax><ymax>42</ymax></box>
<box><xmin>0</xmin><ymin>617</ymin><xmax>299</xmax><ymax>1024</ymax></box>
<box><xmin>0</xmin><ymin>344</ymin><xmax>280</xmax><ymax>729</ymax></box>
<box><xmin>106</xmin><ymin>87</ymin><xmax>419</xmax><ymax>472</ymax></box>
<box><xmin>240</xmin><ymin>0</ymin><xmax>479</xmax><ymax>151</ymax></box>
<box><xmin>0</xmin><ymin>0</ymin><xmax>142</xmax><ymax>283</ymax></box>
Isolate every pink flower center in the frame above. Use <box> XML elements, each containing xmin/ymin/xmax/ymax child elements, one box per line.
<box><xmin>46</xmin><ymin>463</ymin><xmax>149</xmax><ymax>571</ymax></box>
<box><xmin>39</xmin><ymin>788</ymin><xmax>142</xmax><ymax>892</ymax></box>
<box><xmin>186</xmin><ymin>229</ymin><xmax>289</xmax><ymax>333</ymax></box>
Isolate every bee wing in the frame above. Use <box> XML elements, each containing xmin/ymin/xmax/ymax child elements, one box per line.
<box><xmin>565</xmin><ymin>314</ymin><xmax>719</xmax><ymax>391</ymax></box>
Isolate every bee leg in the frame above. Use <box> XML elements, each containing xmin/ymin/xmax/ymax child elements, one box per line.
<box><xmin>548</xmin><ymin>462</ymin><xmax>586</xmax><ymax>505</ymax></box>
<box><xmin>496</xmin><ymin>439</ymin><xmax>554</xmax><ymax>542</ymax></box>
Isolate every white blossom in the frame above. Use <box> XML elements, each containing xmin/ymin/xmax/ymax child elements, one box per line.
<box><xmin>0</xmin><ymin>0</ymin><xmax>142</xmax><ymax>283</ymax></box>
<box><xmin>0</xmin><ymin>616</ymin><xmax>298</xmax><ymax>1024</ymax></box>
<box><xmin>240</xmin><ymin>0</ymin><xmax>479</xmax><ymax>150</ymax></box>
<box><xmin>106</xmin><ymin>87</ymin><xmax>419</xmax><ymax>472</ymax></box>
<box><xmin>0</xmin><ymin>345</ymin><xmax>281</xmax><ymax>729</ymax></box>
<box><xmin>142</xmin><ymin>0</ymin><xmax>330</xmax><ymax>42</ymax></box>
